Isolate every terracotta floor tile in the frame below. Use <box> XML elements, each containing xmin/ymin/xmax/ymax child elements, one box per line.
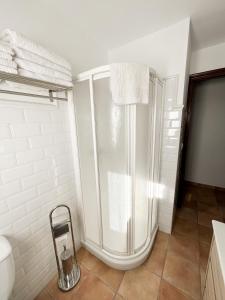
<box><xmin>91</xmin><ymin>259</ymin><xmax>124</xmax><ymax>291</ymax></box>
<box><xmin>196</xmin><ymin>187</ymin><xmax>215</xmax><ymax>198</ymax></box>
<box><xmin>77</xmin><ymin>248</ymin><xmax>124</xmax><ymax>291</ymax></box>
<box><xmin>113</xmin><ymin>294</ymin><xmax>124</xmax><ymax>300</ymax></box>
<box><xmin>215</xmin><ymin>190</ymin><xmax>225</xmax><ymax>200</ymax></box>
<box><xmin>76</xmin><ymin>247</ymin><xmax>87</xmax><ymax>262</ymax></box>
<box><xmin>220</xmin><ymin>208</ymin><xmax>225</xmax><ymax>222</ymax></box>
<box><xmin>176</xmin><ymin>207</ymin><xmax>197</xmax><ymax>223</ymax></box>
<box><xmin>197</xmin><ymin>189</ymin><xmax>217</xmax><ymax>206</ymax></box>
<box><xmin>168</xmin><ymin>233</ymin><xmax>199</xmax><ymax>264</ymax></box>
<box><xmin>217</xmin><ymin>201</ymin><xmax>225</xmax><ymax>212</ymax></box>
<box><xmin>141</xmin><ymin>231</ymin><xmax>168</xmax><ymax>276</ymax></box>
<box><xmin>198</xmin><ymin>211</ymin><xmax>222</xmax><ymax>227</ymax></box>
<box><xmin>173</xmin><ymin>217</ymin><xmax>199</xmax><ymax>240</ymax></box>
<box><xmin>197</xmin><ymin>202</ymin><xmax>221</xmax><ymax>216</ymax></box>
<box><xmin>217</xmin><ymin>205</ymin><xmax>225</xmax><ymax>222</ymax></box>
<box><xmin>159</xmin><ymin>279</ymin><xmax>193</xmax><ymax>300</ymax></box>
<box><xmin>199</xmin><ymin>242</ymin><xmax>210</xmax><ymax>272</ymax></box>
<box><xmin>198</xmin><ymin>225</ymin><xmax>213</xmax><ymax>245</ymax></box>
<box><xmin>200</xmin><ymin>267</ymin><xmax>206</xmax><ymax>296</ymax></box>
<box><xmin>219</xmin><ymin>203</ymin><xmax>225</xmax><ymax>213</ymax></box>
<box><xmin>118</xmin><ymin>267</ymin><xmax>160</xmax><ymax>300</ymax></box>
<box><xmin>34</xmin><ymin>289</ymin><xmax>52</xmax><ymax>300</ymax></box>
<box><xmin>186</xmin><ymin>186</ymin><xmax>201</xmax><ymax>202</ymax></box>
<box><xmin>199</xmin><ymin>197</ymin><xmax>217</xmax><ymax>206</ymax></box>
<box><xmin>215</xmin><ymin>190</ymin><xmax>225</xmax><ymax>211</ymax></box>
<box><xmin>163</xmin><ymin>252</ymin><xmax>201</xmax><ymax>300</ymax></box>
<box><xmin>183</xmin><ymin>192</ymin><xmax>197</xmax><ymax>209</ymax></box>
<box><xmin>154</xmin><ymin>231</ymin><xmax>169</xmax><ymax>250</ymax></box>
<box><xmin>72</xmin><ymin>273</ymin><xmax>114</xmax><ymax>300</ymax></box>
<box><xmin>142</xmin><ymin>246</ymin><xmax>167</xmax><ymax>276</ymax></box>
<box><xmin>78</xmin><ymin>249</ymin><xmax>101</xmax><ymax>271</ymax></box>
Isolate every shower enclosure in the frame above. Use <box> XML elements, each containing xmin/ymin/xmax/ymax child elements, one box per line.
<box><xmin>74</xmin><ymin>65</ymin><xmax>164</xmax><ymax>269</ymax></box>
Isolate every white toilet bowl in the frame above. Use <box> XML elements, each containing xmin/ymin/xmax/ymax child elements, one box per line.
<box><xmin>0</xmin><ymin>236</ymin><xmax>15</xmax><ymax>300</ymax></box>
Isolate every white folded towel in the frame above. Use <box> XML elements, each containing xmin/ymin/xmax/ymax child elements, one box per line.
<box><xmin>0</xmin><ymin>41</ymin><xmax>13</xmax><ymax>55</ymax></box>
<box><xmin>18</xmin><ymin>68</ymin><xmax>73</xmax><ymax>87</ymax></box>
<box><xmin>15</xmin><ymin>58</ymin><xmax>71</xmax><ymax>81</ymax></box>
<box><xmin>14</xmin><ymin>47</ymin><xmax>71</xmax><ymax>76</ymax></box>
<box><xmin>0</xmin><ymin>58</ymin><xmax>17</xmax><ymax>69</ymax></box>
<box><xmin>0</xmin><ymin>65</ymin><xmax>17</xmax><ymax>74</ymax></box>
<box><xmin>110</xmin><ymin>63</ymin><xmax>150</xmax><ymax>105</ymax></box>
<box><xmin>1</xmin><ymin>29</ymin><xmax>71</xmax><ymax>71</ymax></box>
<box><xmin>0</xmin><ymin>50</ymin><xmax>13</xmax><ymax>60</ymax></box>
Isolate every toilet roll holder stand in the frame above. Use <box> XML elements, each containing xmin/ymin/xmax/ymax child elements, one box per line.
<box><xmin>49</xmin><ymin>205</ymin><xmax>80</xmax><ymax>292</ymax></box>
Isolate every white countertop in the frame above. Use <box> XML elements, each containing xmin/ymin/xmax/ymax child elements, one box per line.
<box><xmin>212</xmin><ymin>220</ymin><xmax>225</xmax><ymax>283</ymax></box>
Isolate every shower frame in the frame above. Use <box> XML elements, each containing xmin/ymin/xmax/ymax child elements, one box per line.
<box><xmin>74</xmin><ymin>65</ymin><xmax>164</xmax><ymax>269</ymax></box>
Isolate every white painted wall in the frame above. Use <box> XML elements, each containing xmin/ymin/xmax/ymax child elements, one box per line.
<box><xmin>108</xmin><ymin>18</ymin><xmax>191</xmax><ymax>233</ymax></box>
<box><xmin>2</xmin><ymin>0</ymin><xmax>225</xmax><ymax>75</ymax></box>
<box><xmin>190</xmin><ymin>41</ymin><xmax>225</xmax><ymax>74</ymax></box>
<box><xmin>0</xmin><ymin>2</ymin><xmax>108</xmax><ymax>75</ymax></box>
<box><xmin>185</xmin><ymin>78</ymin><xmax>225</xmax><ymax>188</ymax></box>
<box><xmin>0</xmin><ymin>94</ymin><xmax>80</xmax><ymax>300</ymax></box>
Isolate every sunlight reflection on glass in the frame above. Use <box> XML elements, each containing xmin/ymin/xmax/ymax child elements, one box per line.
<box><xmin>108</xmin><ymin>171</ymin><xmax>131</xmax><ymax>233</ymax></box>
<box><xmin>147</xmin><ymin>181</ymin><xmax>165</xmax><ymax>199</ymax></box>
<box><xmin>111</xmin><ymin>105</ymin><xmax>121</xmax><ymax>147</ymax></box>
<box><xmin>107</xmin><ymin>173</ymin><xmax>165</xmax><ymax>234</ymax></box>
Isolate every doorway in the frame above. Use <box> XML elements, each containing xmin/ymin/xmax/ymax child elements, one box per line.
<box><xmin>176</xmin><ymin>68</ymin><xmax>225</xmax><ymax>226</ymax></box>
<box><xmin>172</xmin><ymin>68</ymin><xmax>225</xmax><ymax>282</ymax></box>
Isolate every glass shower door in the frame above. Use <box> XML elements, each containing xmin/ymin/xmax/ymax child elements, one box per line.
<box><xmin>134</xmin><ymin>104</ymin><xmax>150</xmax><ymax>251</ymax></box>
<box><xmin>74</xmin><ymin>81</ymin><xmax>100</xmax><ymax>245</ymax></box>
<box><xmin>94</xmin><ymin>78</ymin><xmax>130</xmax><ymax>254</ymax></box>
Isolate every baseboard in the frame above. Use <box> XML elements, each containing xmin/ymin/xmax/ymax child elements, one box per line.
<box><xmin>185</xmin><ymin>180</ymin><xmax>225</xmax><ymax>192</ymax></box>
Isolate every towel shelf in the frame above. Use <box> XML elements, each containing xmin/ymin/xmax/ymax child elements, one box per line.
<box><xmin>0</xmin><ymin>70</ymin><xmax>73</xmax><ymax>101</ymax></box>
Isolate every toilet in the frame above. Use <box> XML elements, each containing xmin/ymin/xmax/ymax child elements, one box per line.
<box><xmin>0</xmin><ymin>236</ymin><xmax>15</xmax><ymax>300</ymax></box>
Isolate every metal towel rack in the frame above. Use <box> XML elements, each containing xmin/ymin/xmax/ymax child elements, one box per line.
<box><xmin>0</xmin><ymin>70</ymin><xmax>73</xmax><ymax>102</ymax></box>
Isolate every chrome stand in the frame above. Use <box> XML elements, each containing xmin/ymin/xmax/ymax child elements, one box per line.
<box><xmin>49</xmin><ymin>205</ymin><xmax>80</xmax><ymax>292</ymax></box>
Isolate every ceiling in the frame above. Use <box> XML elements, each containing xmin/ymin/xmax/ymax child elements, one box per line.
<box><xmin>1</xmin><ymin>0</ymin><xmax>225</xmax><ymax>74</ymax></box>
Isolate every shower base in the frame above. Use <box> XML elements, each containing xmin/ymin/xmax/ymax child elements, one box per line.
<box><xmin>81</xmin><ymin>226</ymin><xmax>158</xmax><ymax>270</ymax></box>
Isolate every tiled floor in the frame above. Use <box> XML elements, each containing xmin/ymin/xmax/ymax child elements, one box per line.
<box><xmin>35</xmin><ymin>184</ymin><xmax>225</xmax><ymax>300</ymax></box>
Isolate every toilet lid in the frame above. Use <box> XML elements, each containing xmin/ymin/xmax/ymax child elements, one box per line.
<box><xmin>0</xmin><ymin>236</ymin><xmax>12</xmax><ymax>262</ymax></box>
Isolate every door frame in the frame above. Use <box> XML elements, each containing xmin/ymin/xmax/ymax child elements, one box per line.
<box><xmin>176</xmin><ymin>67</ymin><xmax>225</xmax><ymax>207</ymax></box>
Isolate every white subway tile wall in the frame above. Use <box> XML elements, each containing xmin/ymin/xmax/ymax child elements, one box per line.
<box><xmin>0</xmin><ymin>99</ymin><xmax>79</xmax><ymax>300</ymax></box>
<box><xmin>158</xmin><ymin>76</ymin><xmax>183</xmax><ymax>233</ymax></box>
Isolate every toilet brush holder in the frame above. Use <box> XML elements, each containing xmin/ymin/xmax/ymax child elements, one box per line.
<box><xmin>49</xmin><ymin>205</ymin><xmax>80</xmax><ymax>292</ymax></box>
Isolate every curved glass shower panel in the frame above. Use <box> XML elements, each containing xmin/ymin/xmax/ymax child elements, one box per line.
<box><xmin>74</xmin><ymin>81</ymin><xmax>100</xmax><ymax>245</ymax></box>
<box><xmin>74</xmin><ymin>66</ymin><xmax>164</xmax><ymax>269</ymax></box>
<box><xmin>94</xmin><ymin>78</ymin><xmax>129</xmax><ymax>254</ymax></box>
<box><xmin>134</xmin><ymin>104</ymin><xmax>150</xmax><ymax>251</ymax></box>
